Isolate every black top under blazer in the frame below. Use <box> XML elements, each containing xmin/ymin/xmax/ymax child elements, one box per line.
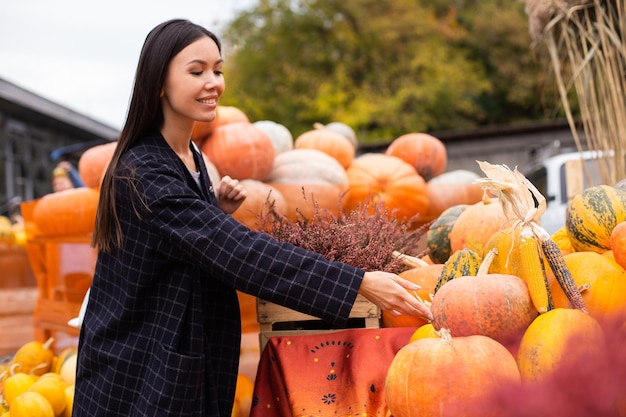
<box><xmin>72</xmin><ymin>132</ymin><xmax>365</xmax><ymax>417</ymax></box>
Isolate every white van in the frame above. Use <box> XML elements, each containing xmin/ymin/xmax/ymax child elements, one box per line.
<box><xmin>523</xmin><ymin>151</ymin><xmax>613</xmax><ymax>234</ymax></box>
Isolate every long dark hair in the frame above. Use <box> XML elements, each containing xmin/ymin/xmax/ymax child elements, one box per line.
<box><xmin>93</xmin><ymin>19</ymin><xmax>222</xmax><ymax>252</ymax></box>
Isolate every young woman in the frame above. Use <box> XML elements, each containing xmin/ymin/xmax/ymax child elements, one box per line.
<box><xmin>72</xmin><ymin>19</ymin><xmax>432</xmax><ymax>417</ymax></box>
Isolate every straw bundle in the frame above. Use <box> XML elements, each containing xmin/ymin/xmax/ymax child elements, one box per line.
<box><xmin>520</xmin><ymin>0</ymin><xmax>626</xmax><ymax>184</ymax></box>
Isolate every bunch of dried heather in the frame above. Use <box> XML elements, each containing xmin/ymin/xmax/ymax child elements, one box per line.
<box><xmin>255</xmin><ymin>195</ymin><xmax>430</xmax><ymax>274</ymax></box>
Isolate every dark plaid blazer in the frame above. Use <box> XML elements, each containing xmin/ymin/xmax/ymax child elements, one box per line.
<box><xmin>72</xmin><ymin>132</ymin><xmax>364</xmax><ymax>417</ymax></box>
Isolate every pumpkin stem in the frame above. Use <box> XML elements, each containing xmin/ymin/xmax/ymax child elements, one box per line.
<box><xmin>42</xmin><ymin>337</ymin><xmax>55</xmax><ymax>351</ymax></box>
<box><xmin>436</xmin><ymin>327</ymin><xmax>453</xmax><ymax>342</ymax></box>
<box><xmin>29</xmin><ymin>362</ymin><xmax>49</xmax><ymax>375</ymax></box>
<box><xmin>476</xmin><ymin>248</ymin><xmax>498</xmax><ymax>276</ymax></box>
<box><xmin>578</xmin><ymin>283</ymin><xmax>591</xmax><ymax>293</ymax></box>
<box><xmin>9</xmin><ymin>363</ymin><xmax>21</xmax><ymax>376</ymax></box>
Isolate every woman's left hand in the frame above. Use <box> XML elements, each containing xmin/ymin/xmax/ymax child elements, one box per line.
<box><xmin>216</xmin><ymin>176</ymin><xmax>247</xmax><ymax>214</ymax></box>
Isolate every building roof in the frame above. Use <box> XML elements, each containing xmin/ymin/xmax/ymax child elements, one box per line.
<box><xmin>0</xmin><ymin>76</ymin><xmax>119</xmax><ymax>142</ymax></box>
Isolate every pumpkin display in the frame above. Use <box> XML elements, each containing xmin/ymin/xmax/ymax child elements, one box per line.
<box><xmin>294</xmin><ymin>128</ymin><xmax>355</xmax><ymax>169</ymax></box>
<box><xmin>343</xmin><ymin>153</ymin><xmax>429</xmax><ymax>224</ymax></box>
<box><xmin>32</xmin><ymin>188</ymin><xmax>99</xmax><ymax>237</ymax></box>
<box><xmin>231</xmin><ymin>179</ymin><xmax>287</xmax><ymax>231</ymax></box>
<box><xmin>422</xmin><ymin>170</ymin><xmax>484</xmax><ymax>222</ymax></box>
<box><xmin>385</xmin><ymin>329</ymin><xmax>521</xmax><ymax>417</ymax></box>
<box><xmin>426</xmin><ymin>204</ymin><xmax>468</xmax><ymax>264</ymax></box>
<box><xmin>566</xmin><ymin>185</ymin><xmax>626</xmax><ymax>253</ymax></box>
<box><xmin>9</xmin><ymin>391</ymin><xmax>55</xmax><ymax>417</ymax></box>
<box><xmin>253</xmin><ymin>120</ymin><xmax>294</xmax><ymax>155</ymax></box>
<box><xmin>77</xmin><ymin>141</ymin><xmax>117</xmax><ymax>188</ymax></box>
<box><xmin>448</xmin><ymin>197</ymin><xmax>510</xmax><ymax>255</ymax></box>
<box><xmin>385</xmin><ymin>132</ymin><xmax>447</xmax><ymax>181</ymax></box>
<box><xmin>381</xmin><ymin>264</ymin><xmax>444</xmax><ymax>328</ymax></box>
<box><xmin>610</xmin><ymin>221</ymin><xmax>626</xmax><ymax>270</ymax></box>
<box><xmin>430</xmin><ymin>272</ymin><xmax>538</xmax><ymax>348</ymax></box>
<box><xmin>200</xmin><ymin>122</ymin><xmax>275</xmax><ymax>181</ymax></box>
<box><xmin>266</xmin><ymin>149</ymin><xmax>349</xmax><ymax>221</ymax></box>
<box><xmin>548</xmin><ymin>251</ymin><xmax>626</xmax><ymax>322</ymax></box>
<box><xmin>551</xmin><ymin>226</ymin><xmax>575</xmax><ymax>256</ymax></box>
<box><xmin>516</xmin><ymin>308</ymin><xmax>606</xmax><ymax>382</ymax></box>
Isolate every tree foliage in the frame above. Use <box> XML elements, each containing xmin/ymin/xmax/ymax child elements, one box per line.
<box><xmin>220</xmin><ymin>0</ymin><xmax>558</xmax><ymax>142</ymax></box>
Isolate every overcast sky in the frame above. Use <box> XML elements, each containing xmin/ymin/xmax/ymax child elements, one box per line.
<box><xmin>0</xmin><ymin>0</ymin><xmax>257</xmax><ymax>130</ymax></box>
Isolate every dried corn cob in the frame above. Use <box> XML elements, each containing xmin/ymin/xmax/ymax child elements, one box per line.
<box><xmin>541</xmin><ymin>237</ymin><xmax>587</xmax><ymax>313</ymax></box>
<box><xmin>518</xmin><ymin>229</ymin><xmax>553</xmax><ymax>313</ymax></box>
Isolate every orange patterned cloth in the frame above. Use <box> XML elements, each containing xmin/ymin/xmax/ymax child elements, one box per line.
<box><xmin>250</xmin><ymin>327</ymin><xmax>416</xmax><ymax>417</ymax></box>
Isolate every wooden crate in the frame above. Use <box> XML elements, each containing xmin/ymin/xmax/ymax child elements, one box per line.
<box><xmin>20</xmin><ymin>200</ymin><xmax>95</xmax><ymax>348</ymax></box>
<box><xmin>256</xmin><ymin>295</ymin><xmax>380</xmax><ymax>351</ymax></box>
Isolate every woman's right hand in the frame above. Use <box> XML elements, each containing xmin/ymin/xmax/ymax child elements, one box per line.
<box><xmin>358</xmin><ymin>271</ymin><xmax>433</xmax><ymax>321</ymax></box>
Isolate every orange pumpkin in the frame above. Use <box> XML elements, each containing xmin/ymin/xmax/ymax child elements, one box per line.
<box><xmin>231</xmin><ymin>373</ymin><xmax>254</xmax><ymax>417</ymax></box>
<box><xmin>78</xmin><ymin>141</ymin><xmax>117</xmax><ymax>188</ymax></box>
<box><xmin>266</xmin><ymin>149</ymin><xmax>348</xmax><ymax>221</ymax></box>
<box><xmin>32</xmin><ymin>188</ymin><xmax>99</xmax><ymax>237</ymax></box>
<box><xmin>549</xmin><ymin>251</ymin><xmax>626</xmax><ymax>322</ymax></box>
<box><xmin>516</xmin><ymin>308</ymin><xmax>606</xmax><ymax>382</ymax></box>
<box><xmin>343</xmin><ymin>154</ymin><xmax>429</xmax><ymax>224</ymax></box>
<box><xmin>192</xmin><ymin>105</ymin><xmax>250</xmax><ymax>147</ymax></box>
<box><xmin>430</xmin><ymin>273</ymin><xmax>538</xmax><ymax>348</ymax></box>
<box><xmin>200</xmin><ymin>122</ymin><xmax>275</xmax><ymax>181</ymax></box>
<box><xmin>231</xmin><ymin>179</ymin><xmax>287</xmax><ymax>231</ymax></box>
<box><xmin>610</xmin><ymin>221</ymin><xmax>626</xmax><ymax>270</ymax></box>
<box><xmin>385</xmin><ymin>330</ymin><xmax>520</xmax><ymax>417</ymax></box>
<box><xmin>294</xmin><ymin>128</ymin><xmax>355</xmax><ymax>169</ymax></box>
<box><xmin>382</xmin><ymin>264</ymin><xmax>443</xmax><ymax>328</ymax></box>
<box><xmin>423</xmin><ymin>171</ymin><xmax>484</xmax><ymax>222</ymax></box>
<box><xmin>385</xmin><ymin>132</ymin><xmax>447</xmax><ymax>181</ymax></box>
<box><xmin>449</xmin><ymin>197</ymin><xmax>510</xmax><ymax>255</ymax></box>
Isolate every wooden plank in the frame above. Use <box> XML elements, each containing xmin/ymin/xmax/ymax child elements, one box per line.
<box><xmin>0</xmin><ymin>287</ymin><xmax>37</xmax><ymax>316</ymax></box>
<box><xmin>257</xmin><ymin>295</ymin><xmax>379</xmax><ymax>326</ymax></box>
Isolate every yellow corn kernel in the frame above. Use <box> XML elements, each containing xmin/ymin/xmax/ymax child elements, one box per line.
<box><xmin>519</xmin><ymin>234</ymin><xmax>551</xmax><ymax>314</ymax></box>
<box><xmin>541</xmin><ymin>238</ymin><xmax>588</xmax><ymax>313</ymax></box>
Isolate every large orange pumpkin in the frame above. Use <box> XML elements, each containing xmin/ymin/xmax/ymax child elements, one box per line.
<box><xmin>266</xmin><ymin>149</ymin><xmax>348</xmax><ymax>221</ymax></box>
<box><xmin>78</xmin><ymin>141</ymin><xmax>117</xmax><ymax>189</ymax></box>
<box><xmin>294</xmin><ymin>128</ymin><xmax>355</xmax><ymax>169</ymax></box>
<box><xmin>231</xmin><ymin>179</ymin><xmax>287</xmax><ymax>231</ymax></box>
<box><xmin>200</xmin><ymin>122</ymin><xmax>275</xmax><ymax>181</ymax></box>
<box><xmin>422</xmin><ymin>170</ymin><xmax>484</xmax><ymax>222</ymax></box>
<box><xmin>32</xmin><ymin>188</ymin><xmax>100</xmax><ymax>237</ymax></box>
<box><xmin>431</xmin><ymin>273</ymin><xmax>538</xmax><ymax>348</ymax></box>
<box><xmin>516</xmin><ymin>308</ymin><xmax>606</xmax><ymax>382</ymax></box>
<box><xmin>381</xmin><ymin>264</ymin><xmax>443</xmax><ymax>328</ymax></box>
<box><xmin>548</xmin><ymin>251</ymin><xmax>626</xmax><ymax>322</ymax></box>
<box><xmin>385</xmin><ymin>330</ymin><xmax>520</xmax><ymax>417</ymax></box>
<box><xmin>191</xmin><ymin>105</ymin><xmax>250</xmax><ymax>147</ymax></box>
<box><xmin>449</xmin><ymin>197</ymin><xmax>510</xmax><ymax>255</ymax></box>
<box><xmin>343</xmin><ymin>154</ymin><xmax>429</xmax><ymax>224</ymax></box>
<box><xmin>385</xmin><ymin>132</ymin><xmax>447</xmax><ymax>181</ymax></box>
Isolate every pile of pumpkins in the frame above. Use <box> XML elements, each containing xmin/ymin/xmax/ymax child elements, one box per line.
<box><xmin>0</xmin><ymin>338</ymin><xmax>254</xmax><ymax>417</ymax></box>
<box><xmin>0</xmin><ymin>216</ymin><xmax>26</xmax><ymax>248</ymax></box>
<box><xmin>30</xmin><ymin>104</ymin><xmax>483</xmax><ymax>240</ymax></box>
<box><xmin>381</xmin><ymin>183</ymin><xmax>626</xmax><ymax>416</ymax></box>
<box><xmin>0</xmin><ymin>338</ymin><xmax>76</xmax><ymax>417</ymax></box>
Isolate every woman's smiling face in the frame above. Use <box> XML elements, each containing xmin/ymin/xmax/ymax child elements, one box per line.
<box><xmin>160</xmin><ymin>35</ymin><xmax>225</xmax><ymax>128</ymax></box>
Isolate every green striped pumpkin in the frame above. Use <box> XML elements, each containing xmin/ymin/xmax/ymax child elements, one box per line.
<box><xmin>434</xmin><ymin>248</ymin><xmax>482</xmax><ymax>293</ymax></box>
<box><xmin>427</xmin><ymin>204</ymin><xmax>468</xmax><ymax>264</ymax></box>
<box><xmin>566</xmin><ymin>185</ymin><xmax>626</xmax><ymax>253</ymax></box>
